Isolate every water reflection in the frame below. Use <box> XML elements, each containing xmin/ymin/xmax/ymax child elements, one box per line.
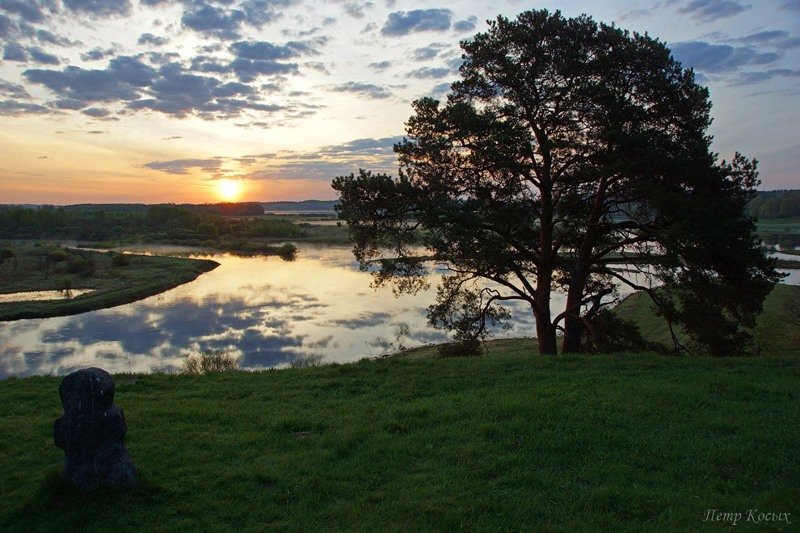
<box><xmin>0</xmin><ymin>245</ymin><xmax>796</xmax><ymax>379</ymax></box>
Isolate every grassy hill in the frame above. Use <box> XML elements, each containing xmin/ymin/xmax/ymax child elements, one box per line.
<box><xmin>615</xmin><ymin>284</ymin><xmax>800</xmax><ymax>357</ymax></box>
<box><xmin>1</xmin><ymin>346</ymin><xmax>798</xmax><ymax>530</ymax></box>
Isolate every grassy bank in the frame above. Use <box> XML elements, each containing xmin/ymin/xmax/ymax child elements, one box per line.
<box><xmin>0</xmin><ymin>244</ymin><xmax>218</xmax><ymax>321</ymax></box>
<box><xmin>1</xmin><ymin>346</ymin><xmax>798</xmax><ymax>530</ymax></box>
<box><xmin>615</xmin><ymin>284</ymin><xmax>800</xmax><ymax>356</ymax></box>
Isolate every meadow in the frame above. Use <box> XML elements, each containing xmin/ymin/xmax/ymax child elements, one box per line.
<box><xmin>0</xmin><ymin>345</ymin><xmax>797</xmax><ymax>530</ymax></box>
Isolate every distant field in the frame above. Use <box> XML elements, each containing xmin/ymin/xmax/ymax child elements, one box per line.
<box><xmin>0</xmin><ymin>243</ymin><xmax>218</xmax><ymax>321</ymax></box>
<box><xmin>614</xmin><ymin>284</ymin><xmax>800</xmax><ymax>356</ymax></box>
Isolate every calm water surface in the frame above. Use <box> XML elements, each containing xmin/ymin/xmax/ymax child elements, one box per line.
<box><xmin>0</xmin><ymin>245</ymin><xmax>796</xmax><ymax>379</ymax></box>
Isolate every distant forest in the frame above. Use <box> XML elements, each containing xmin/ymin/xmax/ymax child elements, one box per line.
<box><xmin>262</xmin><ymin>200</ymin><xmax>337</xmax><ymax>212</ymax></box>
<box><xmin>748</xmin><ymin>190</ymin><xmax>800</xmax><ymax>219</ymax></box>
<box><xmin>0</xmin><ymin>204</ymin><xmax>304</xmax><ymax>245</ymax></box>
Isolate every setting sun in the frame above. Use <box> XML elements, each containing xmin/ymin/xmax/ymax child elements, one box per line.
<box><xmin>217</xmin><ymin>179</ymin><xmax>243</xmax><ymax>201</ymax></box>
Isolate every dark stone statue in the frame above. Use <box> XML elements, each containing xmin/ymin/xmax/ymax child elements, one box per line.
<box><xmin>54</xmin><ymin>367</ymin><xmax>137</xmax><ymax>490</ymax></box>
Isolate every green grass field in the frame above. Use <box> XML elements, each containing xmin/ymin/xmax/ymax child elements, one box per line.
<box><xmin>1</xmin><ymin>346</ymin><xmax>798</xmax><ymax>531</ymax></box>
<box><xmin>615</xmin><ymin>284</ymin><xmax>800</xmax><ymax>357</ymax></box>
<box><xmin>0</xmin><ymin>243</ymin><xmax>218</xmax><ymax>321</ymax></box>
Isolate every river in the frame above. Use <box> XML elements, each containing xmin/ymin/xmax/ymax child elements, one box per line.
<box><xmin>0</xmin><ymin>245</ymin><xmax>796</xmax><ymax>379</ymax></box>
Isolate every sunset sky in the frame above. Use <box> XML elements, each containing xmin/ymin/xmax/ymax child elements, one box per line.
<box><xmin>1</xmin><ymin>0</ymin><xmax>798</xmax><ymax>204</ymax></box>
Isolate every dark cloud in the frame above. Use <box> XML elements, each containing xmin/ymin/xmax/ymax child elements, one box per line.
<box><xmin>730</xmin><ymin>68</ymin><xmax>800</xmax><ymax>85</ymax></box>
<box><xmin>381</xmin><ymin>8</ymin><xmax>452</xmax><ymax>36</ymax></box>
<box><xmin>241</xmin><ymin>135</ymin><xmax>401</xmax><ymax>181</ymax></box>
<box><xmin>28</xmin><ymin>46</ymin><xmax>59</xmax><ymax>64</ymax></box>
<box><xmin>676</xmin><ymin>0</ymin><xmax>749</xmax><ymax>22</ymax></box>
<box><xmin>138</xmin><ymin>33</ymin><xmax>169</xmax><ymax>46</ymax></box>
<box><xmin>229</xmin><ymin>58</ymin><xmax>298</xmax><ymax>82</ymax></box>
<box><xmin>428</xmin><ymin>81</ymin><xmax>450</xmax><ymax>97</ymax></box>
<box><xmin>230</xmin><ymin>39</ymin><xmax>321</xmax><ymax>60</ymax></box>
<box><xmin>452</xmin><ymin>16</ymin><xmax>477</xmax><ymax>33</ymax></box>
<box><xmin>329</xmin><ymin>81</ymin><xmax>391</xmax><ymax>99</ymax></box>
<box><xmin>80</xmin><ymin>47</ymin><xmax>115</xmax><ymax>61</ymax></box>
<box><xmin>0</xmin><ymin>99</ymin><xmax>50</xmax><ymax>115</ymax></box>
<box><xmin>0</xmin><ymin>79</ymin><xmax>30</xmax><ymax>98</ymax></box>
<box><xmin>340</xmin><ymin>1</ymin><xmax>373</xmax><ymax>18</ymax></box>
<box><xmin>24</xmin><ymin>56</ymin><xmax>156</xmax><ymax>106</ymax></box>
<box><xmin>0</xmin><ymin>0</ymin><xmax>49</xmax><ymax>23</ymax></box>
<box><xmin>143</xmin><ymin>158</ymin><xmax>223</xmax><ymax>174</ymax></box>
<box><xmin>671</xmin><ymin>41</ymin><xmax>779</xmax><ymax>73</ymax></box>
<box><xmin>780</xmin><ymin>0</ymin><xmax>800</xmax><ymax>10</ymax></box>
<box><xmin>407</xmin><ymin>66</ymin><xmax>450</xmax><ymax>79</ymax></box>
<box><xmin>3</xmin><ymin>42</ymin><xmax>27</xmax><ymax>61</ymax></box>
<box><xmin>81</xmin><ymin>106</ymin><xmax>112</xmax><ymax>117</ymax></box>
<box><xmin>411</xmin><ymin>42</ymin><xmax>447</xmax><ymax>61</ymax></box>
<box><xmin>180</xmin><ymin>0</ymin><xmax>294</xmax><ymax>40</ymax></box>
<box><xmin>35</xmin><ymin>29</ymin><xmax>81</xmax><ymax>47</ymax></box>
<box><xmin>63</xmin><ymin>0</ymin><xmax>131</xmax><ymax>17</ymax></box>
<box><xmin>181</xmin><ymin>1</ymin><xmax>245</xmax><ymax>40</ymax></box>
<box><xmin>129</xmin><ymin>61</ymin><xmax>287</xmax><ymax>117</ymax></box>
<box><xmin>368</xmin><ymin>60</ymin><xmax>391</xmax><ymax>71</ymax></box>
<box><xmin>0</xmin><ymin>14</ymin><xmax>15</xmax><ymax>38</ymax></box>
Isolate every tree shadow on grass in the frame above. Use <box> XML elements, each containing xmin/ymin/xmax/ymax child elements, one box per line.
<box><xmin>3</xmin><ymin>470</ymin><xmax>165</xmax><ymax>531</ymax></box>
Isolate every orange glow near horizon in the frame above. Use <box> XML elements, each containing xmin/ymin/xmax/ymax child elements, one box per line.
<box><xmin>216</xmin><ymin>179</ymin><xmax>244</xmax><ymax>202</ymax></box>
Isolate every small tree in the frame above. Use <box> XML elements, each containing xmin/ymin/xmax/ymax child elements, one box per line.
<box><xmin>333</xmin><ymin>9</ymin><xmax>779</xmax><ymax>356</ymax></box>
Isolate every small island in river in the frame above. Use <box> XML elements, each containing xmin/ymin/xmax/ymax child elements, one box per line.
<box><xmin>0</xmin><ymin>243</ymin><xmax>219</xmax><ymax>321</ymax></box>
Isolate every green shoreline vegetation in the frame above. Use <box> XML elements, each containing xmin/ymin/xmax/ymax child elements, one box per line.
<box><xmin>0</xmin><ymin>243</ymin><xmax>219</xmax><ymax>321</ymax></box>
<box><xmin>1</xmin><ymin>346</ymin><xmax>798</xmax><ymax>530</ymax></box>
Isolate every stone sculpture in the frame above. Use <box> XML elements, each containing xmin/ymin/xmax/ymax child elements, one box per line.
<box><xmin>54</xmin><ymin>367</ymin><xmax>137</xmax><ymax>490</ymax></box>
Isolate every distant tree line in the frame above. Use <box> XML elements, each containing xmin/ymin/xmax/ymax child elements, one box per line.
<box><xmin>748</xmin><ymin>190</ymin><xmax>800</xmax><ymax>219</ymax></box>
<box><xmin>53</xmin><ymin>202</ymin><xmax>266</xmax><ymax>217</ymax></box>
<box><xmin>0</xmin><ymin>204</ymin><xmax>303</xmax><ymax>246</ymax></box>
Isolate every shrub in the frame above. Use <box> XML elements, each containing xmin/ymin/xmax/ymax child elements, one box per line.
<box><xmin>65</xmin><ymin>257</ymin><xmax>95</xmax><ymax>276</ymax></box>
<box><xmin>288</xmin><ymin>354</ymin><xmax>324</xmax><ymax>368</ymax></box>
<box><xmin>277</xmin><ymin>243</ymin><xmax>297</xmax><ymax>260</ymax></box>
<box><xmin>47</xmin><ymin>249</ymin><xmax>69</xmax><ymax>263</ymax></box>
<box><xmin>437</xmin><ymin>338</ymin><xmax>482</xmax><ymax>357</ymax></box>
<box><xmin>110</xmin><ymin>253</ymin><xmax>131</xmax><ymax>267</ymax></box>
<box><xmin>182</xmin><ymin>349</ymin><xmax>239</xmax><ymax>374</ymax></box>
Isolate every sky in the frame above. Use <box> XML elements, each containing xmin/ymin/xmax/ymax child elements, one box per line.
<box><xmin>0</xmin><ymin>0</ymin><xmax>798</xmax><ymax>204</ymax></box>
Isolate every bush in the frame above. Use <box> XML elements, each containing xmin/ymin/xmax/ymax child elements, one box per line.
<box><xmin>110</xmin><ymin>253</ymin><xmax>131</xmax><ymax>267</ymax></box>
<box><xmin>0</xmin><ymin>248</ymin><xmax>13</xmax><ymax>262</ymax></box>
<box><xmin>182</xmin><ymin>349</ymin><xmax>239</xmax><ymax>374</ymax></box>
<box><xmin>288</xmin><ymin>354</ymin><xmax>324</xmax><ymax>368</ymax></box>
<box><xmin>47</xmin><ymin>249</ymin><xmax>69</xmax><ymax>263</ymax></box>
<box><xmin>65</xmin><ymin>257</ymin><xmax>95</xmax><ymax>276</ymax></box>
<box><xmin>277</xmin><ymin>243</ymin><xmax>297</xmax><ymax>260</ymax></box>
<box><xmin>437</xmin><ymin>338</ymin><xmax>482</xmax><ymax>357</ymax></box>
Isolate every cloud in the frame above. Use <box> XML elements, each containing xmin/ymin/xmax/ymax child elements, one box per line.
<box><xmin>0</xmin><ymin>79</ymin><xmax>30</xmax><ymax>99</ymax></box>
<box><xmin>428</xmin><ymin>81</ymin><xmax>450</xmax><ymax>98</ymax></box>
<box><xmin>676</xmin><ymin>0</ymin><xmax>749</xmax><ymax>22</ymax></box>
<box><xmin>411</xmin><ymin>42</ymin><xmax>448</xmax><ymax>61</ymax></box>
<box><xmin>81</xmin><ymin>106</ymin><xmax>112</xmax><ymax>117</ymax></box>
<box><xmin>63</xmin><ymin>0</ymin><xmax>131</xmax><ymax>17</ymax></box>
<box><xmin>2</xmin><ymin>42</ymin><xmax>27</xmax><ymax>61</ymax></box>
<box><xmin>80</xmin><ymin>47</ymin><xmax>115</xmax><ymax>61</ymax></box>
<box><xmin>730</xmin><ymin>68</ymin><xmax>800</xmax><ymax>85</ymax></box>
<box><xmin>381</xmin><ymin>8</ymin><xmax>452</xmax><ymax>36</ymax></box>
<box><xmin>670</xmin><ymin>40</ymin><xmax>779</xmax><ymax>73</ymax></box>
<box><xmin>143</xmin><ymin>158</ymin><xmax>223</xmax><ymax>175</ymax></box>
<box><xmin>138</xmin><ymin>33</ymin><xmax>169</xmax><ymax>46</ymax></box>
<box><xmin>367</xmin><ymin>60</ymin><xmax>392</xmax><ymax>71</ymax></box>
<box><xmin>229</xmin><ymin>58</ymin><xmax>298</xmax><ymax>82</ymax></box>
<box><xmin>180</xmin><ymin>0</ymin><xmax>295</xmax><ymax>40</ymax></box>
<box><xmin>230</xmin><ymin>39</ymin><xmax>322</xmax><ymax>60</ymax></box>
<box><xmin>35</xmin><ymin>29</ymin><xmax>81</xmax><ymax>47</ymax></box>
<box><xmin>28</xmin><ymin>46</ymin><xmax>60</xmax><ymax>65</ymax></box>
<box><xmin>780</xmin><ymin>0</ymin><xmax>800</xmax><ymax>9</ymax></box>
<box><xmin>339</xmin><ymin>1</ymin><xmax>374</xmax><ymax>18</ymax></box>
<box><xmin>328</xmin><ymin>81</ymin><xmax>391</xmax><ymax>99</ymax></box>
<box><xmin>452</xmin><ymin>16</ymin><xmax>477</xmax><ymax>33</ymax></box>
<box><xmin>0</xmin><ymin>0</ymin><xmax>50</xmax><ymax>23</ymax></box>
<box><xmin>406</xmin><ymin>66</ymin><xmax>450</xmax><ymax>79</ymax></box>
<box><xmin>0</xmin><ymin>99</ymin><xmax>50</xmax><ymax>115</ymax></box>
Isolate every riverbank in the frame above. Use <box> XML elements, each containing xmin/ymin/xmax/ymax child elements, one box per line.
<box><xmin>0</xmin><ymin>244</ymin><xmax>218</xmax><ymax>321</ymax></box>
<box><xmin>1</xmin><ymin>348</ymin><xmax>797</xmax><ymax>530</ymax></box>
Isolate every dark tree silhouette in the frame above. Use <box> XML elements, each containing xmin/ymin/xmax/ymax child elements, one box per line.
<box><xmin>333</xmin><ymin>9</ymin><xmax>779</xmax><ymax>355</ymax></box>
